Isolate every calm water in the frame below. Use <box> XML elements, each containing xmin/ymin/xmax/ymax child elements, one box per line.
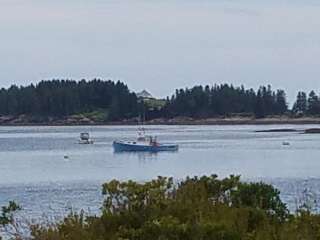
<box><xmin>0</xmin><ymin>125</ymin><xmax>320</xmax><ymax>219</ymax></box>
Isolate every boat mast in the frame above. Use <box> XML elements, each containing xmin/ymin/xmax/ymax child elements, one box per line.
<box><xmin>137</xmin><ymin>98</ymin><xmax>146</xmax><ymax>136</ymax></box>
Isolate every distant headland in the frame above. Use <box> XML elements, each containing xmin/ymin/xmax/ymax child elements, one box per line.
<box><xmin>0</xmin><ymin>79</ymin><xmax>319</xmax><ymax>126</ymax></box>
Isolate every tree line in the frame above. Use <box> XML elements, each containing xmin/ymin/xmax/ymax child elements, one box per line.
<box><xmin>0</xmin><ymin>79</ymin><xmax>320</xmax><ymax>121</ymax></box>
<box><xmin>161</xmin><ymin>84</ymin><xmax>287</xmax><ymax>119</ymax></box>
<box><xmin>0</xmin><ymin>79</ymin><xmax>138</xmax><ymax>120</ymax></box>
<box><xmin>292</xmin><ymin>91</ymin><xmax>320</xmax><ymax>116</ymax></box>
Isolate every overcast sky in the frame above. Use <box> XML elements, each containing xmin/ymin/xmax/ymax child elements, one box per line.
<box><xmin>1</xmin><ymin>0</ymin><xmax>320</xmax><ymax>104</ymax></box>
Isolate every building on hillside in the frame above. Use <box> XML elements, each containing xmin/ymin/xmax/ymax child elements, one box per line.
<box><xmin>136</xmin><ymin>90</ymin><xmax>154</xmax><ymax>100</ymax></box>
<box><xmin>136</xmin><ymin>90</ymin><xmax>166</xmax><ymax>111</ymax></box>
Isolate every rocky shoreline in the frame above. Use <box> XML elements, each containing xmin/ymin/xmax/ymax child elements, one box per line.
<box><xmin>1</xmin><ymin>115</ymin><xmax>320</xmax><ymax>126</ymax></box>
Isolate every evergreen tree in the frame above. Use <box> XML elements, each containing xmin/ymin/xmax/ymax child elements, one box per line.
<box><xmin>292</xmin><ymin>92</ymin><xmax>307</xmax><ymax>115</ymax></box>
<box><xmin>307</xmin><ymin>91</ymin><xmax>320</xmax><ymax>115</ymax></box>
<box><xmin>164</xmin><ymin>84</ymin><xmax>287</xmax><ymax>119</ymax></box>
<box><xmin>275</xmin><ymin>90</ymin><xmax>287</xmax><ymax>115</ymax></box>
<box><xmin>254</xmin><ymin>89</ymin><xmax>266</xmax><ymax>118</ymax></box>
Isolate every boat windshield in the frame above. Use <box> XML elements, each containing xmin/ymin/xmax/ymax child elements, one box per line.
<box><xmin>137</xmin><ymin>127</ymin><xmax>146</xmax><ymax>141</ymax></box>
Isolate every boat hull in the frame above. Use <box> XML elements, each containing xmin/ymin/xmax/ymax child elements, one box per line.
<box><xmin>79</xmin><ymin>140</ymin><xmax>94</xmax><ymax>144</ymax></box>
<box><xmin>113</xmin><ymin>141</ymin><xmax>178</xmax><ymax>152</ymax></box>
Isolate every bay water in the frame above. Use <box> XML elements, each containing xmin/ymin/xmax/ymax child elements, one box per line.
<box><xmin>0</xmin><ymin>125</ymin><xmax>319</xmax><ymax>220</ymax></box>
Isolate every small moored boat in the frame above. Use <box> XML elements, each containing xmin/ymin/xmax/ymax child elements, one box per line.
<box><xmin>79</xmin><ymin>132</ymin><xmax>94</xmax><ymax>144</ymax></box>
<box><xmin>282</xmin><ymin>141</ymin><xmax>290</xmax><ymax>146</ymax></box>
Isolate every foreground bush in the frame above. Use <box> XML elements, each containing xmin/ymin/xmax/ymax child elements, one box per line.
<box><xmin>6</xmin><ymin>175</ymin><xmax>320</xmax><ymax>239</ymax></box>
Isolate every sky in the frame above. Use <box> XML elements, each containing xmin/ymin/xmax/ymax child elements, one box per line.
<box><xmin>0</xmin><ymin>0</ymin><xmax>320</xmax><ymax>104</ymax></box>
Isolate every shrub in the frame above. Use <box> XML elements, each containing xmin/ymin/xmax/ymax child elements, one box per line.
<box><xmin>16</xmin><ymin>175</ymin><xmax>320</xmax><ymax>240</ymax></box>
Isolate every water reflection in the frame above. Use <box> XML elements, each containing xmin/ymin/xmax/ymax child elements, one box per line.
<box><xmin>113</xmin><ymin>150</ymin><xmax>158</xmax><ymax>160</ymax></box>
<box><xmin>113</xmin><ymin>150</ymin><xmax>180</xmax><ymax>164</ymax></box>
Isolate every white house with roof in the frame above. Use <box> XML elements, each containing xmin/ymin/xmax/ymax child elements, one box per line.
<box><xmin>136</xmin><ymin>90</ymin><xmax>154</xmax><ymax>100</ymax></box>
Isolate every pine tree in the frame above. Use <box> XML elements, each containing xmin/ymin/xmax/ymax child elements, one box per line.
<box><xmin>307</xmin><ymin>91</ymin><xmax>320</xmax><ymax>115</ymax></box>
<box><xmin>275</xmin><ymin>90</ymin><xmax>287</xmax><ymax>115</ymax></box>
<box><xmin>292</xmin><ymin>92</ymin><xmax>307</xmax><ymax>115</ymax></box>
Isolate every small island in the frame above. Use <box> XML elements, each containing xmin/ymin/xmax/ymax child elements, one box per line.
<box><xmin>0</xmin><ymin>79</ymin><xmax>320</xmax><ymax>126</ymax></box>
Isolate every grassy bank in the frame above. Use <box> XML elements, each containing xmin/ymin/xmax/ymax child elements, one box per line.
<box><xmin>2</xmin><ymin>175</ymin><xmax>320</xmax><ymax>240</ymax></box>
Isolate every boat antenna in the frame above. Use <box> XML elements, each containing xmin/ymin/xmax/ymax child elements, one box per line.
<box><xmin>137</xmin><ymin>98</ymin><xmax>146</xmax><ymax>134</ymax></box>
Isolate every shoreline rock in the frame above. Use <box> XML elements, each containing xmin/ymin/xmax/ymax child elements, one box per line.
<box><xmin>1</xmin><ymin>115</ymin><xmax>320</xmax><ymax>126</ymax></box>
<box><xmin>255</xmin><ymin>129</ymin><xmax>300</xmax><ymax>133</ymax></box>
<box><xmin>304</xmin><ymin>128</ymin><xmax>320</xmax><ymax>134</ymax></box>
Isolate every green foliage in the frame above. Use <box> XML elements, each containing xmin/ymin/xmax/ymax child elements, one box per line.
<box><xmin>0</xmin><ymin>201</ymin><xmax>21</xmax><ymax>226</ymax></box>
<box><xmin>0</xmin><ymin>79</ymin><xmax>138</xmax><ymax>121</ymax></box>
<box><xmin>6</xmin><ymin>80</ymin><xmax>320</xmax><ymax>120</ymax></box>
<box><xmin>72</xmin><ymin>109</ymin><xmax>109</xmax><ymax>122</ymax></box>
<box><xmin>0</xmin><ymin>81</ymin><xmax>296</xmax><ymax>120</ymax></box>
<box><xmin>0</xmin><ymin>201</ymin><xmax>21</xmax><ymax>240</ymax></box>
<box><xmin>143</xmin><ymin>99</ymin><xmax>167</xmax><ymax>110</ymax></box>
<box><xmin>307</xmin><ymin>91</ymin><xmax>320</xmax><ymax>115</ymax></box>
<box><xmin>231</xmin><ymin>182</ymin><xmax>289</xmax><ymax>221</ymax></box>
<box><xmin>163</xmin><ymin>84</ymin><xmax>287</xmax><ymax>119</ymax></box>
<box><xmin>292</xmin><ymin>91</ymin><xmax>307</xmax><ymax>115</ymax></box>
<box><xmin>292</xmin><ymin>90</ymin><xmax>320</xmax><ymax>116</ymax></box>
<box><xmin>29</xmin><ymin>175</ymin><xmax>320</xmax><ymax>240</ymax></box>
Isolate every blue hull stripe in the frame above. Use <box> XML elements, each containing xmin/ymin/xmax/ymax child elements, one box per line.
<box><xmin>113</xmin><ymin>141</ymin><xmax>178</xmax><ymax>152</ymax></box>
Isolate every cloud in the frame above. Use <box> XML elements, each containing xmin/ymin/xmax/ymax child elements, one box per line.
<box><xmin>0</xmin><ymin>0</ymin><xmax>320</xmax><ymax>104</ymax></box>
